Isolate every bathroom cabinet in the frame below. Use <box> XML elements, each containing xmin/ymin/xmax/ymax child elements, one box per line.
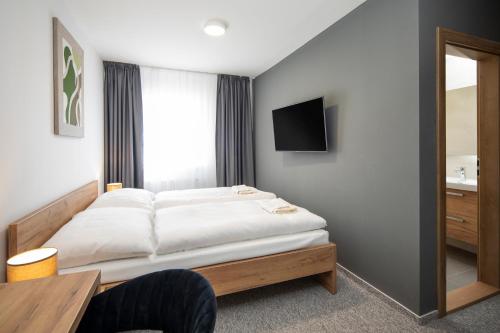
<box><xmin>446</xmin><ymin>188</ymin><xmax>478</xmax><ymax>247</ymax></box>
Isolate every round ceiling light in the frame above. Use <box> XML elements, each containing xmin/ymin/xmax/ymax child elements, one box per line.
<box><xmin>204</xmin><ymin>20</ymin><xmax>227</xmax><ymax>37</ymax></box>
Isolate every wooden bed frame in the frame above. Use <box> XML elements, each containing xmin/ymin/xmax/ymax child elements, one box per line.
<box><xmin>7</xmin><ymin>181</ymin><xmax>337</xmax><ymax>296</ymax></box>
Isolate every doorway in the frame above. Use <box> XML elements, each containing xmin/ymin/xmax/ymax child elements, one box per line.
<box><xmin>437</xmin><ymin>27</ymin><xmax>500</xmax><ymax>316</ymax></box>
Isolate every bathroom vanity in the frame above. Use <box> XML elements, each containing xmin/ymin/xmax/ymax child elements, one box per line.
<box><xmin>446</xmin><ymin>178</ymin><xmax>478</xmax><ymax>250</ymax></box>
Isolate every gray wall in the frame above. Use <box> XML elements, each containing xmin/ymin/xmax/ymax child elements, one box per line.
<box><xmin>418</xmin><ymin>0</ymin><xmax>500</xmax><ymax>314</ymax></box>
<box><xmin>254</xmin><ymin>0</ymin><xmax>422</xmax><ymax>313</ymax></box>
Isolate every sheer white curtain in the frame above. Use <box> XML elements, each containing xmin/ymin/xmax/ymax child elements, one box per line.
<box><xmin>141</xmin><ymin>66</ymin><xmax>217</xmax><ymax>192</ymax></box>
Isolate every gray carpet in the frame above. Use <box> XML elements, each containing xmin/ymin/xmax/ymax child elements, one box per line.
<box><xmin>215</xmin><ymin>271</ymin><xmax>500</xmax><ymax>333</ymax></box>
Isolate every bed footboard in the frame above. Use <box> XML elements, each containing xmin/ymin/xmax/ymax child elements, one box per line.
<box><xmin>99</xmin><ymin>243</ymin><xmax>337</xmax><ymax>295</ymax></box>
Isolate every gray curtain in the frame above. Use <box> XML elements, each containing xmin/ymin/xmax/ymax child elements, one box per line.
<box><xmin>216</xmin><ymin>74</ymin><xmax>255</xmax><ymax>187</ymax></box>
<box><xmin>104</xmin><ymin>61</ymin><xmax>144</xmax><ymax>189</ymax></box>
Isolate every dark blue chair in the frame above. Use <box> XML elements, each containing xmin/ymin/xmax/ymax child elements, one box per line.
<box><xmin>77</xmin><ymin>269</ymin><xmax>217</xmax><ymax>333</ymax></box>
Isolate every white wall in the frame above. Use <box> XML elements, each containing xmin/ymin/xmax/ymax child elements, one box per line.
<box><xmin>0</xmin><ymin>0</ymin><xmax>103</xmax><ymax>281</ymax></box>
<box><xmin>446</xmin><ymin>85</ymin><xmax>477</xmax><ymax>181</ymax></box>
<box><xmin>446</xmin><ymin>155</ymin><xmax>477</xmax><ymax>181</ymax></box>
<box><xmin>445</xmin><ymin>55</ymin><xmax>476</xmax><ymax>91</ymax></box>
<box><xmin>446</xmin><ymin>86</ymin><xmax>477</xmax><ymax>156</ymax></box>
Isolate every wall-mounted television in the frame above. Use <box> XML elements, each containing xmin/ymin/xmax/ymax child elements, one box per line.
<box><xmin>272</xmin><ymin>97</ymin><xmax>328</xmax><ymax>152</ymax></box>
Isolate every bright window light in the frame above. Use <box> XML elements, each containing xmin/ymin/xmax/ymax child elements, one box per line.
<box><xmin>141</xmin><ymin>66</ymin><xmax>217</xmax><ymax>192</ymax></box>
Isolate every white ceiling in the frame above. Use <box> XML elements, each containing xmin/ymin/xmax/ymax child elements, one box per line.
<box><xmin>446</xmin><ymin>55</ymin><xmax>477</xmax><ymax>91</ymax></box>
<box><xmin>64</xmin><ymin>0</ymin><xmax>366</xmax><ymax>77</ymax></box>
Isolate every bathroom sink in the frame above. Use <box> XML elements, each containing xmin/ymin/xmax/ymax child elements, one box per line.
<box><xmin>446</xmin><ymin>177</ymin><xmax>477</xmax><ymax>191</ymax></box>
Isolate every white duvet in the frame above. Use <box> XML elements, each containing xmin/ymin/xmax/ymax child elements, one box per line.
<box><xmin>88</xmin><ymin>188</ymin><xmax>155</xmax><ymax>211</ymax></box>
<box><xmin>44</xmin><ymin>207</ymin><xmax>155</xmax><ymax>268</ymax></box>
<box><xmin>154</xmin><ymin>200</ymin><xmax>326</xmax><ymax>255</ymax></box>
<box><xmin>154</xmin><ymin>186</ymin><xmax>276</xmax><ymax>210</ymax></box>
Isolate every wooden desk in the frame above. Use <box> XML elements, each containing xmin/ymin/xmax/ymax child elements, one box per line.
<box><xmin>0</xmin><ymin>270</ymin><xmax>100</xmax><ymax>333</ymax></box>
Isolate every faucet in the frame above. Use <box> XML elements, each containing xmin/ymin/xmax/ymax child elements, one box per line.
<box><xmin>455</xmin><ymin>167</ymin><xmax>466</xmax><ymax>183</ymax></box>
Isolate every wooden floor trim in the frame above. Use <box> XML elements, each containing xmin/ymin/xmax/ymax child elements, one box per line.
<box><xmin>446</xmin><ymin>282</ymin><xmax>500</xmax><ymax>314</ymax></box>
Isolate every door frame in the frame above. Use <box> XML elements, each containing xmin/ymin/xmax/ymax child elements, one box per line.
<box><xmin>436</xmin><ymin>27</ymin><xmax>500</xmax><ymax>317</ymax></box>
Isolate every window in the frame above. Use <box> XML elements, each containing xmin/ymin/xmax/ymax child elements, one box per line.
<box><xmin>141</xmin><ymin>66</ymin><xmax>217</xmax><ymax>192</ymax></box>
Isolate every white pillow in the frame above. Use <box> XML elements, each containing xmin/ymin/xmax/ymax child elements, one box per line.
<box><xmin>44</xmin><ymin>207</ymin><xmax>155</xmax><ymax>268</ymax></box>
<box><xmin>88</xmin><ymin>188</ymin><xmax>154</xmax><ymax>211</ymax></box>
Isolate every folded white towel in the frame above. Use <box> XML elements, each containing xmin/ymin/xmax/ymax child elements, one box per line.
<box><xmin>259</xmin><ymin>198</ymin><xmax>297</xmax><ymax>214</ymax></box>
<box><xmin>231</xmin><ymin>185</ymin><xmax>256</xmax><ymax>195</ymax></box>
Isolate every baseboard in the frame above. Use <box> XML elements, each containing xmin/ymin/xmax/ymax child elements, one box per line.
<box><xmin>336</xmin><ymin>263</ymin><xmax>438</xmax><ymax>325</ymax></box>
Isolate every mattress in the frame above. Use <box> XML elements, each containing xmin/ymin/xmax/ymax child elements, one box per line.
<box><xmin>60</xmin><ymin>229</ymin><xmax>329</xmax><ymax>283</ymax></box>
<box><xmin>154</xmin><ymin>186</ymin><xmax>276</xmax><ymax>209</ymax></box>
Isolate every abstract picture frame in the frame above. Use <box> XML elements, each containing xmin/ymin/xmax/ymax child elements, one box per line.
<box><xmin>53</xmin><ymin>17</ymin><xmax>84</xmax><ymax>137</ymax></box>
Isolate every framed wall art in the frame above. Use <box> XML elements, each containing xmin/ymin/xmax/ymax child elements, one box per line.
<box><xmin>53</xmin><ymin>17</ymin><xmax>84</xmax><ymax>137</ymax></box>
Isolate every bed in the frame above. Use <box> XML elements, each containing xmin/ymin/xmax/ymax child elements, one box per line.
<box><xmin>8</xmin><ymin>181</ymin><xmax>337</xmax><ymax>296</ymax></box>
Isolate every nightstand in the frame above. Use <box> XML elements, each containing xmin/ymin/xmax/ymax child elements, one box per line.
<box><xmin>0</xmin><ymin>270</ymin><xmax>100</xmax><ymax>333</ymax></box>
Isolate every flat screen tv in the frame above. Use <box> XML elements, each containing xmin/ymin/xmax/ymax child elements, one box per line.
<box><xmin>272</xmin><ymin>97</ymin><xmax>327</xmax><ymax>152</ymax></box>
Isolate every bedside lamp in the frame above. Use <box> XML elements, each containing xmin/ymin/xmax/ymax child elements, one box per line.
<box><xmin>107</xmin><ymin>182</ymin><xmax>123</xmax><ymax>192</ymax></box>
<box><xmin>7</xmin><ymin>248</ymin><xmax>58</xmax><ymax>283</ymax></box>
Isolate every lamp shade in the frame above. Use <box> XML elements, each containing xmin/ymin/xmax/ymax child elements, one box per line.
<box><xmin>7</xmin><ymin>248</ymin><xmax>58</xmax><ymax>283</ymax></box>
<box><xmin>107</xmin><ymin>182</ymin><xmax>123</xmax><ymax>192</ymax></box>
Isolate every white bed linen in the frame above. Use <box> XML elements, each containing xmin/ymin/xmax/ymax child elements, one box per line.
<box><xmin>44</xmin><ymin>207</ymin><xmax>155</xmax><ymax>268</ymax></box>
<box><xmin>60</xmin><ymin>230</ymin><xmax>329</xmax><ymax>283</ymax></box>
<box><xmin>154</xmin><ymin>186</ymin><xmax>276</xmax><ymax>209</ymax></box>
<box><xmin>88</xmin><ymin>188</ymin><xmax>155</xmax><ymax>211</ymax></box>
<box><xmin>154</xmin><ymin>200</ymin><xmax>327</xmax><ymax>255</ymax></box>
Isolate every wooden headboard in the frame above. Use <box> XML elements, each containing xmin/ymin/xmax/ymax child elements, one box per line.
<box><xmin>7</xmin><ymin>181</ymin><xmax>98</xmax><ymax>258</ymax></box>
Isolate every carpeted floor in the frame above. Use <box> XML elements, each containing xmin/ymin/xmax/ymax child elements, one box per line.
<box><xmin>215</xmin><ymin>271</ymin><xmax>500</xmax><ymax>333</ymax></box>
